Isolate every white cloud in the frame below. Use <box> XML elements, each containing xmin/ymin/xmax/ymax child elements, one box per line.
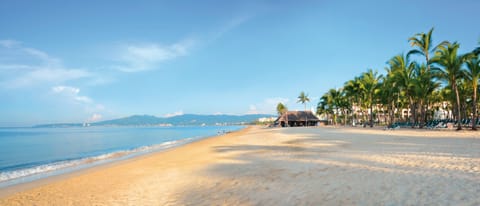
<box><xmin>23</xmin><ymin>48</ymin><xmax>61</xmax><ymax>65</ymax></box>
<box><xmin>51</xmin><ymin>85</ymin><xmax>107</xmax><ymax>121</ymax></box>
<box><xmin>88</xmin><ymin>113</ymin><xmax>102</xmax><ymax>122</ymax></box>
<box><xmin>0</xmin><ymin>40</ymin><xmax>90</xmax><ymax>88</ymax></box>
<box><xmin>52</xmin><ymin>85</ymin><xmax>92</xmax><ymax>104</ymax></box>
<box><xmin>247</xmin><ymin>105</ymin><xmax>259</xmax><ymax>114</ymax></box>
<box><xmin>114</xmin><ymin>39</ymin><xmax>195</xmax><ymax>72</ymax></box>
<box><xmin>164</xmin><ymin>110</ymin><xmax>184</xmax><ymax>118</ymax></box>
<box><xmin>247</xmin><ymin>97</ymin><xmax>290</xmax><ymax>114</ymax></box>
<box><xmin>0</xmin><ymin>39</ymin><xmax>20</xmax><ymax>48</ymax></box>
<box><xmin>52</xmin><ymin>85</ymin><xmax>79</xmax><ymax>94</ymax></box>
<box><xmin>6</xmin><ymin>68</ymin><xmax>90</xmax><ymax>88</ymax></box>
<box><xmin>211</xmin><ymin>15</ymin><xmax>253</xmax><ymax>41</ymax></box>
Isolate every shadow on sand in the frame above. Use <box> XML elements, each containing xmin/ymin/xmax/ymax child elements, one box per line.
<box><xmin>175</xmin><ymin>127</ymin><xmax>480</xmax><ymax>205</ymax></box>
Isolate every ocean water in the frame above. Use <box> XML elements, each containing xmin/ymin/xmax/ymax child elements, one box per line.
<box><xmin>0</xmin><ymin>125</ymin><xmax>243</xmax><ymax>187</ymax></box>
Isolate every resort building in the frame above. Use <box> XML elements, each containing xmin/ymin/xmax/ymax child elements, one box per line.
<box><xmin>275</xmin><ymin>111</ymin><xmax>321</xmax><ymax>127</ymax></box>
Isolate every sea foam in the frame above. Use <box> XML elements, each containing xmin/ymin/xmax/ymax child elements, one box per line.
<box><xmin>0</xmin><ymin>138</ymin><xmax>192</xmax><ymax>183</ymax></box>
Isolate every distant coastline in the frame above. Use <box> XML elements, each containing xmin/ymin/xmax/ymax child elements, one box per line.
<box><xmin>33</xmin><ymin>114</ymin><xmax>276</xmax><ymax>128</ymax></box>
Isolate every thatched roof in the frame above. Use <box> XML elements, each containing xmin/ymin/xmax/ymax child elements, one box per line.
<box><xmin>275</xmin><ymin>111</ymin><xmax>320</xmax><ymax>122</ymax></box>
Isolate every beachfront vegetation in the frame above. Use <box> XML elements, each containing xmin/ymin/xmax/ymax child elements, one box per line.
<box><xmin>297</xmin><ymin>91</ymin><xmax>310</xmax><ymax>126</ymax></box>
<box><xmin>276</xmin><ymin>102</ymin><xmax>288</xmax><ymax>116</ymax></box>
<box><xmin>317</xmin><ymin>28</ymin><xmax>480</xmax><ymax>130</ymax></box>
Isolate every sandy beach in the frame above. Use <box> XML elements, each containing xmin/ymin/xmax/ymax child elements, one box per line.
<box><xmin>1</xmin><ymin>126</ymin><xmax>479</xmax><ymax>205</ymax></box>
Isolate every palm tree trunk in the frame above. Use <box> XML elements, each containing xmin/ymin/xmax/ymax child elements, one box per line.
<box><xmin>369</xmin><ymin>103</ymin><xmax>374</xmax><ymax>128</ymax></box>
<box><xmin>423</xmin><ymin>101</ymin><xmax>427</xmax><ymax>128</ymax></box>
<box><xmin>472</xmin><ymin>84</ymin><xmax>477</xmax><ymax>130</ymax></box>
<box><xmin>409</xmin><ymin>97</ymin><xmax>415</xmax><ymax>128</ymax></box>
<box><xmin>286</xmin><ymin>111</ymin><xmax>289</xmax><ymax>127</ymax></box>
<box><xmin>344</xmin><ymin>109</ymin><xmax>348</xmax><ymax>126</ymax></box>
<box><xmin>304</xmin><ymin>103</ymin><xmax>307</xmax><ymax>127</ymax></box>
<box><xmin>419</xmin><ymin>100</ymin><xmax>425</xmax><ymax>128</ymax></box>
<box><xmin>453</xmin><ymin>83</ymin><xmax>462</xmax><ymax>130</ymax></box>
<box><xmin>383</xmin><ymin>109</ymin><xmax>387</xmax><ymax>126</ymax></box>
<box><xmin>390</xmin><ymin>101</ymin><xmax>395</xmax><ymax>126</ymax></box>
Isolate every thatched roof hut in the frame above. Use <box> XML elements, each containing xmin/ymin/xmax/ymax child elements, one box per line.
<box><xmin>275</xmin><ymin>111</ymin><xmax>320</xmax><ymax>127</ymax></box>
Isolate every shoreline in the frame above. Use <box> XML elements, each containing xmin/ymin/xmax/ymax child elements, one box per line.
<box><xmin>0</xmin><ymin>126</ymin><xmax>249</xmax><ymax>198</ymax></box>
<box><xmin>1</xmin><ymin>126</ymin><xmax>478</xmax><ymax>205</ymax></box>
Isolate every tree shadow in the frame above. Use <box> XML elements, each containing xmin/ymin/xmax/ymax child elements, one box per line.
<box><xmin>174</xmin><ymin>128</ymin><xmax>480</xmax><ymax>205</ymax></box>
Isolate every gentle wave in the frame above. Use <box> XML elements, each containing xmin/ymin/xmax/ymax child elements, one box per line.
<box><xmin>0</xmin><ymin>138</ymin><xmax>193</xmax><ymax>183</ymax></box>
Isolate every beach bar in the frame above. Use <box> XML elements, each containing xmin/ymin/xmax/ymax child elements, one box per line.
<box><xmin>275</xmin><ymin>111</ymin><xmax>320</xmax><ymax>127</ymax></box>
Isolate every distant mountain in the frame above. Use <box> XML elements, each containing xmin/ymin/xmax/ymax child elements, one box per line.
<box><xmin>93</xmin><ymin>115</ymin><xmax>165</xmax><ymax>126</ymax></box>
<box><xmin>34</xmin><ymin>114</ymin><xmax>276</xmax><ymax>128</ymax></box>
<box><xmin>33</xmin><ymin>123</ymin><xmax>84</xmax><ymax>128</ymax></box>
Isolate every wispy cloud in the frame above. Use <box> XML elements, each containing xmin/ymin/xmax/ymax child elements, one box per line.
<box><xmin>0</xmin><ymin>39</ymin><xmax>21</xmax><ymax>48</ymax></box>
<box><xmin>52</xmin><ymin>85</ymin><xmax>92</xmax><ymax>104</ymax></box>
<box><xmin>51</xmin><ymin>85</ymin><xmax>107</xmax><ymax>122</ymax></box>
<box><xmin>247</xmin><ymin>97</ymin><xmax>290</xmax><ymax>114</ymax></box>
<box><xmin>109</xmin><ymin>14</ymin><xmax>252</xmax><ymax>73</ymax></box>
<box><xmin>88</xmin><ymin>113</ymin><xmax>103</xmax><ymax>122</ymax></box>
<box><xmin>113</xmin><ymin>39</ymin><xmax>195</xmax><ymax>72</ymax></box>
<box><xmin>110</xmin><ymin>15</ymin><xmax>252</xmax><ymax>73</ymax></box>
<box><xmin>0</xmin><ymin>40</ymin><xmax>90</xmax><ymax>88</ymax></box>
<box><xmin>211</xmin><ymin>15</ymin><xmax>253</xmax><ymax>41</ymax></box>
<box><xmin>163</xmin><ymin>110</ymin><xmax>184</xmax><ymax>118</ymax></box>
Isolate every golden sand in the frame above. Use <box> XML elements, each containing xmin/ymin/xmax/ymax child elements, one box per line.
<box><xmin>1</xmin><ymin>126</ymin><xmax>479</xmax><ymax>205</ymax></box>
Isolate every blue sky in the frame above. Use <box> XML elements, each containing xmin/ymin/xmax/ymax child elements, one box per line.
<box><xmin>0</xmin><ymin>0</ymin><xmax>479</xmax><ymax>126</ymax></box>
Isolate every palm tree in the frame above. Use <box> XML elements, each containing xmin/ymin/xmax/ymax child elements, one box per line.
<box><xmin>474</xmin><ymin>39</ymin><xmax>480</xmax><ymax>55</ymax></box>
<box><xmin>431</xmin><ymin>42</ymin><xmax>469</xmax><ymax>130</ymax></box>
<box><xmin>408</xmin><ymin>27</ymin><xmax>447</xmax><ymax>71</ymax></box>
<box><xmin>413</xmin><ymin>63</ymin><xmax>440</xmax><ymax>128</ymax></box>
<box><xmin>337</xmin><ymin>89</ymin><xmax>351</xmax><ymax>126</ymax></box>
<box><xmin>276</xmin><ymin>102</ymin><xmax>287</xmax><ymax>116</ymax></box>
<box><xmin>344</xmin><ymin>77</ymin><xmax>362</xmax><ymax>125</ymax></box>
<box><xmin>388</xmin><ymin>54</ymin><xmax>417</xmax><ymax>126</ymax></box>
<box><xmin>297</xmin><ymin>91</ymin><xmax>310</xmax><ymax>126</ymax></box>
<box><xmin>381</xmin><ymin>65</ymin><xmax>400</xmax><ymax>127</ymax></box>
<box><xmin>359</xmin><ymin>69</ymin><xmax>383</xmax><ymax>127</ymax></box>
<box><xmin>317</xmin><ymin>88</ymin><xmax>350</xmax><ymax>126</ymax></box>
<box><xmin>317</xmin><ymin>94</ymin><xmax>331</xmax><ymax>123</ymax></box>
<box><xmin>328</xmin><ymin>88</ymin><xmax>341</xmax><ymax>125</ymax></box>
<box><xmin>465</xmin><ymin>54</ymin><xmax>480</xmax><ymax>130</ymax></box>
<box><xmin>276</xmin><ymin>102</ymin><xmax>289</xmax><ymax>127</ymax></box>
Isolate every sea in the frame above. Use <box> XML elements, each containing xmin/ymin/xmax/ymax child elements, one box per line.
<box><xmin>0</xmin><ymin>125</ymin><xmax>244</xmax><ymax>188</ymax></box>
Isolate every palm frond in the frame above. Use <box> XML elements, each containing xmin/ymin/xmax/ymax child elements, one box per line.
<box><xmin>407</xmin><ymin>49</ymin><xmax>422</xmax><ymax>58</ymax></box>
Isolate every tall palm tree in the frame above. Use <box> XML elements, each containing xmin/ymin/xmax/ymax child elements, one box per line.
<box><xmin>327</xmin><ymin>89</ymin><xmax>339</xmax><ymax>125</ymax></box>
<box><xmin>388</xmin><ymin>54</ymin><xmax>417</xmax><ymax>126</ymax></box>
<box><xmin>344</xmin><ymin>77</ymin><xmax>362</xmax><ymax>125</ymax></box>
<box><xmin>413</xmin><ymin>63</ymin><xmax>440</xmax><ymax>128</ymax></box>
<box><xmin>276</xmin><ymin>102</ymin><xmax>287</xmax><ymax>116</ymax></box>
<box><xmin>297</xmin><ymin>91</ymin><xmax>310</xmax><ymax>126</ymax></box>
<box><xmin>359</xmin><ymin>69</ymin><xmax>383</xmax><ymax>127</ymax></box>
<box><xmin>317</xmin><ymin>88</ymin><xmax>350</xmax><ymax>126</ymax></box>
<box><xmin>328</xmin><ymin>88</ymin><xmax>342</xmax><ymax>125</ymax></box>
<box><xmin>408</xmin><ymin>27</ymin><xmax>447</xmax><ymax>71</ymax></box>
<box><xmin>276</xmin><ymin>102</ymin><xmax>289</xmax><ymax>127</ymax></box>
<box><xmin>317</xmin><ymin>94</ymin><xmax>331</xmax><ymax>123</ymax></box>
<box><xmin>337</xmin><ymin>89</ymin><xmax>351</xmax><ymax>126</ymax></box>
<box><xmin>381</xmin><ymin>65</ymin><xmax>400</xmax><ymax>127</ymax></box>
<box><xmin>465</xmin><ymin>54</ymin><xmax>480</xmax><ymax>130</ymax></box>
<box><xmin>431</xmin><ymin>42</ymin><xmax>469</xmax><ymax>130</ymax></box>
<box><xmin>277</xmin><ymin>102</ymin><xmax>287</xmax><ymax>115</ymax></box>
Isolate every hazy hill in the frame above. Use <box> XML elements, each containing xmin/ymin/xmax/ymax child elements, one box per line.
<box><xmin>34</xmin><ymin>114</ymin><xmax>276</xmax><ymax>127</ymax></box>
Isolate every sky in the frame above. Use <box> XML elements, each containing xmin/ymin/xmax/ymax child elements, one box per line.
<box><xmin>0</xmin><ymin>0</ymin><xmax>479</xmax><ymax>126</ymax></box>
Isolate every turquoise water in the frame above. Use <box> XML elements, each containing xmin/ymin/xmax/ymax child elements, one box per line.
<box><xmin>0</xmin><ymin>126</ymin><xmax>243</xmax><ymax>187</ymax></box>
